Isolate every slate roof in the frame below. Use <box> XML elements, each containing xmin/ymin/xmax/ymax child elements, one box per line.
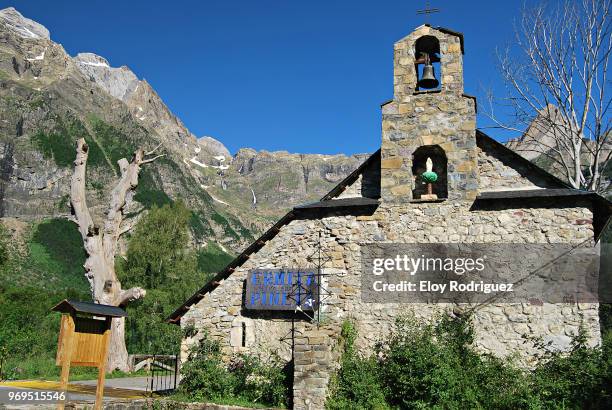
<box><xmin>52</xmin><ymin>299</ymin><xmax>127</xmax><ymax>318</ymax></box>
<box><xmin>294</xmin><ymin>197</ymin><xmax>379</xmax><ymax>210</ymax></box>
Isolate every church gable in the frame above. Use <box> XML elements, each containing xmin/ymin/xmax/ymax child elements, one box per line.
<box><xmin>329</xmin><ymin>150</ymin><xmax>381</xmax><ymax>200</ymax></box>
<box><xmin>476</xmin><ymin>131</ymin><xmax>568</xmax><ymax>192</ymax></box>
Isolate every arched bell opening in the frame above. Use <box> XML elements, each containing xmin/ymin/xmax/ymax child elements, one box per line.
<box><xmin>412</xmin><ymin>145</ymin><xmax>448</xmax><ymax>199</ymax></box>
<box><xmin>414</xmin><ymin>35</ymin><xmax>441</xmax><ymax>91</ymax></box>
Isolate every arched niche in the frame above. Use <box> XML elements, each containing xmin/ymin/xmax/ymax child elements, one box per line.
<box><xmin>412</xmin><ymin>145</ymin><xmax>448</xmax><ymax>199</ymax></box>
<box><xmin>414</xmin><ymin>35</ymin><xmax>441</xmax><ymax>91</ymax></box>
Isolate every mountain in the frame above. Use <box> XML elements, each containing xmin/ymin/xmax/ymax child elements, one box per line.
<box><xmin>0</xmin><ymin>7</ymin><xmax>363</xmax><ymax>254</ymax></box>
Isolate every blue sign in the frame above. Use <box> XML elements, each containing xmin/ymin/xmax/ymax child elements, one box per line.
<box><xmin>245</xmin><ymin>269</ymin><xmax>319</xmax><ymax>311</ymax></box>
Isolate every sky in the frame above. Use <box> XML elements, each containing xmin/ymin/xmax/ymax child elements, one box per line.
<box><xmin>4</xmin><ymin>0</ymin><xmax>535</xmax><ymax>155</ymax></box>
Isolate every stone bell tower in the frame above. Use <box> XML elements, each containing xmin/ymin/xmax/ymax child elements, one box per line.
<box><xmin>380</xmin><ymin>25</ymin><xmax>478</xmax><ymax>202</ymax></box>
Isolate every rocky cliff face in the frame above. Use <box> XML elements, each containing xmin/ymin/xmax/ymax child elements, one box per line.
<box><xmin>201</xmin><ymin>149</ymin><xmax>365</xmax><ymax>220</ymax></box>
<box><xmin>0</xmin><ymin>7</ymin><xmax>362</xmax><ymax>252</ymax></box>
<box><xmin>73</xmin><ymin>53</ymin><xmax>140</xmax><ymax>102</ymax></box>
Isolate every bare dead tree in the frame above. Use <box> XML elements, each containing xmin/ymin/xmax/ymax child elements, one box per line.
<box><xmin>485</xmin><ymin>0</ymin><xmax>612</xmax><ymax>192</ymax></box>
<box><xmin>70</xmin><ymin>138</ymin><xmax>164</xmax><ymax>372</ymax></box>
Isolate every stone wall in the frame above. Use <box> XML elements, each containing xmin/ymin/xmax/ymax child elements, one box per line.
<box><xmin>335</xmin><ymin>152</ymin><xmax>380</xmax><ymax>200</ymax></box>
<box><xmin>477</xmin><ymin>138</ymin><xmax>560</xmax><ymax>191</ymax></box>
<box><xmin>336</xmin><ymin>174</ymin><xmax>362</xmax><ymax>199</ymax></box>
<box><xmin>182</xmin><ymin>198</ymin><xmax>601</xmax><ymax>408</ymax></box>
<box><xmin>292</xmin><ymin>323</ymin><xmax>335</xmax><ymax>410</ymax></box>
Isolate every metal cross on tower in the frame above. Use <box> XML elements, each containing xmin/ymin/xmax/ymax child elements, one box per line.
<box><xmin>416</xmin><ymin>0</ymin><xmax>440</xmax><ymax>23</ymax></box>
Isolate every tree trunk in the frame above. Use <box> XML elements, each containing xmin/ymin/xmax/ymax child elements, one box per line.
<box><xmin>108</xmin><ymin>317</ymin><xmax>128</xmax><ymax>372</ymax></box>
<box><xmin>70</xmin><ymin>138</ymin><xmax>162</xmax><ymax>372</ymax></box>
<box><xmin>573</xmin><ymin>141</ymin><xmax>582</xmax><ymax>189</ymax></box>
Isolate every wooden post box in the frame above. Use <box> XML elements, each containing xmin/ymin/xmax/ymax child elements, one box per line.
<box><xmin>52</xmin><ymin>299</ymin><xmax>127</xmax><ymax>410</ymax></box>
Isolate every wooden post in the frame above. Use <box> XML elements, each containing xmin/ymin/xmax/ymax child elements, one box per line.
<box><xmin>57</xmin><ymin>315</ymin><xmax>75</xmax><ymax>410</ymax></box>
<box><xmin>94</xmin><ymin>318</ymin><xmax>112</xmax><ymax>410</ymax></box>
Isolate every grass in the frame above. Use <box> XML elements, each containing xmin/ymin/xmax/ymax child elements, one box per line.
<box><xmin>211</xmin><ymin>211</ymin><xmax>240</xmax><ymax>240</ymax></box>
<box><xmin>196</xmin><ymin>241</ymin><xmax>234</xmax><ymax>274</ymax></box>
<box><xmin>26</xmin><ymin>218</ymin><xmax>89</xmax><ymax>292</ymax></box>
<box><xmin>134</xmin><ymin>168</ymin><xmax>173</xmax><ymax>209</ymax></box>
<box><xmin>1</xmin><ymin>355</ymin><xmax>150</xmax><ymax>381</ymax></box>
<box><xmin>88</xmin><ymin>116</ymin><xmax>136</xmax><ymax>172</ymax></box>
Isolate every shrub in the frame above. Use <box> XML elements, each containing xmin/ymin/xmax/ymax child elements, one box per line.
<box><xmin>378</xmin><ymin>314</ymin><xmax>532</xmax><ymax>409</ymax></box>
<box><xmin>327</xmin><ymin>321</ymin><xmax>388</xmax><ymax>410</ymax></box>
<box><xmin>178</xmin><ymin>334</ymin><xmax>236</xmax><ymax>401</ymax></box>
<box><xmin>328</xmin><ymin>313</ymin><xmax>611</xmax><ymax>409</ymax></box>
<box><xmin>229</xmin><ymin>353</ymin><xmax>290</xmax><ymax>406</ymax></box>
<box><xmin>178</xmin><ymin>333</ymin><xmax>290</xmax><ymax>407</ymax></box>
<box><xmin>530</xmin><ymin>327</ymin><xmax>612</xmax><ymax>408</ymax></box>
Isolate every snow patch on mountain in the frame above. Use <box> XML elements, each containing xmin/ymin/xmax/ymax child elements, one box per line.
<box><xmin>190</xmin><ymin>157</ymin><xmax>209</xmax><ymax>168</ymax></box>
<box><xmin>26</xmin><ymin>47</ymin><xmax>46</xmax><ymax>61</ymax></box>
<box><xmin>0</xmin><ymin>7</ymin><xmax>50</xmax><ymax>40</ymax></box>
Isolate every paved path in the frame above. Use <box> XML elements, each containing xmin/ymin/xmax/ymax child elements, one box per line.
<box><xmin>76</xmin><ymin>375</ymin><xmax>175</xmax><ymax>392</ymax></box>
<box><xmin>0</xmin><ymin>383</ymin><xmax>105</xmax><ymax>405</ymax></box>
<box><xmin>0</xmin><ymin>376</ymin><xmax>176</xmax><ymax>407</ymax></box>
<box><xmin>0</xmin><ymin>375</ymin><xmax>176</xmax><ymax>408</ymax></box>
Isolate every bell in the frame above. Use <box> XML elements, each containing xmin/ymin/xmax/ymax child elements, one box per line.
<box><xmin>418</xmin><ymin>63</ymin><xmax>439</xmax><ymax>89</ymax></box>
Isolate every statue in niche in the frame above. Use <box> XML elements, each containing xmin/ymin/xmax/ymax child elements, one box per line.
<box><xmin>420</xmin><ymin>157</ymin><xmax>438</xmax><ymax>200</ymax></box>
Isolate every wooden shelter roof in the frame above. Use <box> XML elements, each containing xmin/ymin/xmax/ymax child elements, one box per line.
<box><xmin>52</xmin><ymin>300</ymin><xmax>127</xmax><ymax>318</ymax></box>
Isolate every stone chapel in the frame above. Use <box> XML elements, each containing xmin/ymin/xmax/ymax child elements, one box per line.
<box><xmin>169</xmin><ymin>24</ymin><xmax>611</xmax><ymax>409</ymax></box>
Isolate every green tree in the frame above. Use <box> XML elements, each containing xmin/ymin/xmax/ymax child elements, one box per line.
<box><xmin>122</xmin><ymin>201</ymin><xmax>191</xmax><ymax>289</ymax></box>
<box><xmin>118</xmin><ymin>201</ymin><xmax>211</xmax><ymax>354</ymax></box>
